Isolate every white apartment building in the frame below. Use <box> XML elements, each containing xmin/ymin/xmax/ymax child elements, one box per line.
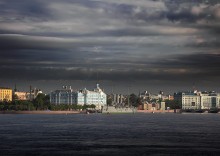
<box><xmin>174</xmin><ymin>91</ymin><xmax>220</xmax><ymax>109</ymax></box>
<box><xmin>50</xmin><ymin>84</ymin><xmax>107</xmax><ymax>109</ymax></box>
<box><xmin>200</xmin><ymin>92</ymin><xmax>220</xmax><ymax>109</ymax></box>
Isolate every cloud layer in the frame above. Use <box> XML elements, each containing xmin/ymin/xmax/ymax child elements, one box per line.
<box><xmin>0</xmin><ymin>0</ymin><xmax>220</xmax><ymax>93</ymax></box>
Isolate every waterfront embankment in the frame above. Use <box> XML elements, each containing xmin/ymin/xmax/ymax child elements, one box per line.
<box><xmin>0</xmin><ymin>110</ymin><xmax>82</xmax><ymax>114</ymax></box>
<box><xmin>137</xmin><ymin>109</ymin><xmax>179</xmax><ymax>113</ymax></box>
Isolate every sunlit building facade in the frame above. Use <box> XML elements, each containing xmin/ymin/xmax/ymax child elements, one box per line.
<box><xmin>174</xmin><ymin>91</ymin><xmax>220</xmax><ymax>109</ymax></box>
<box><xmin>14</xmin><ymin>88</ymin><xmax>43</xmax><ymax>101</ymax></box>
<box><xmin>0</xmin><ymin>87</ymin><xmax>12</xmax><ymax>102</ymax></box>
<box><xmin>14</xmin><ymin>92</ymin><xmax>27</xmax><ymax>100</ymax></box>
<box><xmin>200</xmin><ymin>92</ymin><xmax>220</xmax><ymax>109</ymax></box>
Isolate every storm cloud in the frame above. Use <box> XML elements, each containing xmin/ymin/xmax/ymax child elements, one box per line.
<box><xmin>0</xmin><ymin>0</ymin><xmax>220</xmax><ymax>94</ymax></box>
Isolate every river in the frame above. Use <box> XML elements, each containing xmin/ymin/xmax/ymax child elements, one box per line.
<box><xmin>0</xmin><ymin>113</ymin><xmax>220</xmax><ymax>155</ymax></box>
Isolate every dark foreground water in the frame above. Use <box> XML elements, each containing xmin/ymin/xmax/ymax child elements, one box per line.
<box><xmin>0</xmin><ymin>113</ymin><xmax>220</xmax><ymax>156</ymax></box>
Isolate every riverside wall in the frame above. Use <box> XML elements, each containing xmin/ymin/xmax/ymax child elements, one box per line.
<box><xmin>0</xmin><ymin>110</ymin><xmax>82</xmax><ymax>114</ymax></box>
<box><xmin>137</xmin><ymin>109</ymin><xmax>178</xmax><ymax>113</ymax></box>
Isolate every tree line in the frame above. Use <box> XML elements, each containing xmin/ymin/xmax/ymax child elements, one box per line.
<box><xmin>0</xmin><ymin>93</ymin><xmax>181</xmax><ymax>111</ymax></box>
<box><xmin>0</xmin><ymin>93</ymin><xmax>96</xmax><ymax>111</ymax></box>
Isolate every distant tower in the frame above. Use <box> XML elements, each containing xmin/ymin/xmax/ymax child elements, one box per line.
<box><xmin>127</xmin><ymin>86</ymin><xmax>130</xmax><ymax>106</ymax></box>
<box><xmin>30</xmin><ymin>85</ymin><xmax>32</xmax><ymax>101</ymax></box>
<box><xmin>96</xmin><ymin>71</ymin><xmax>100</xmax><ymax>86</ymax></box>
<box><xmin>14</xmin><ymin>84</ymin><xmax>17</xmax><ymax>92</ymax></box>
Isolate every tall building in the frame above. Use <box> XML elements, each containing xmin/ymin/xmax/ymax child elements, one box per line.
<box><xmin>111</xmin><ymin>94</ymin><xmax>125</xmax><ymax>105</ymax></box>
<box><xmin>0</xmin><ymin>87</ymin><xmax>12</xmax><ymax>102</ymax></box>
<box><xmin>50</xmin><ymin>84</ymin><xmax>107</xmax><ymax>109</ymax></box>
<box><xmin>174</xmin><ymin>90</ymin><xmax>220</xmax><ymax>109</ymax></box>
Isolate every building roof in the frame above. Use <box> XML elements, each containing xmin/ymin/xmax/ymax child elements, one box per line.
<box><xmin>0</xmin><ymin>87</ymin><xmax>12</xmax><ymax>90</ymax></box>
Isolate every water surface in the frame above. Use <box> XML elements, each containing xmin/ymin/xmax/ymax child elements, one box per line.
<box><xmin>0</xmin><ymin>113</ymin><xmax>220</xmax><ymax>156</ymax></box>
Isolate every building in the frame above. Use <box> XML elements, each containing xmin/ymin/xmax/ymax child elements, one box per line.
<box><xmin>14</xmin><ymin>88</ymin><xmax>42</xmax><ymax>101</ymax></box>
<box><xmin>168</xmin><ymin>95</ymin><xmax>174</xmax><ymax>101</ymax></box>
<box><xmin>26</xmin><ymin>88</ymin><xmax>43</xmax><ymax>101</ymax></box>
<box><xmin>174</xmin><ymin>91</ymin><xmax>201</xmax><ymax>109</ymax></box>
<box><xmin>142</xmin><ymin>102</ymin><xmax>160</xmax><ymax>110</ymax></box>
<box><xmin>0</xmin><ymin>87</ymin><xmax>12</xmax><ymax>102</ymax></box>
<box><xmin>140</xmin><ymin>91</ymin><xmax>170</xmax><ymax>103</ymax></box>
<box><xmin>174</xmin><ymin>90</ymin><xmax>220</xmax><ymax>110</ymax></box>
<box><xmin>160</xmin><ymin>102</ymin><xmax>166</xmax><ymax>110</ymax></box>
<box><xmin>200</xmin><ymin>92</ymin><xmax>220</xmax><ymax>109</ymax></box>
<box><xmin>111</xmin><ymin>94</ymin><xmax>125</xmax><ymax>105</ymax></box>
<box><xmin>50</xmin><ymin>84</ymin><xmax>107</xmax><ymax>109</ymax></box>
<box><xmin>50</xmin><ymin>86</ymin><xmax>77</xmax><ymax>105</ymax></box>
<box><xmin>140</xmin><ymin>91</ymin><xmax>158</xmax><ymax>102</ymax></box>
<box><xmin>14</xmin><ymin>92</ymin><xmax>28</xmax><ymax>100</ymax></box>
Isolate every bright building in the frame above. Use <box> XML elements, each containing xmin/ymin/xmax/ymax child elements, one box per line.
<box><xmin>14</xmin><ymin>88</ymin><xmax>43</xmax><ymax>101</ymax></box>
<box><xmin>174</xmin><ymin>90</ymin><xmax>220</xmax><ymax>109</ymax></box>
<box><xmin>142</xmin><ymin>102</ymin><xmax>160</xmax><ymax>110</ymax></box>
<box><xmin>200</xmin><ymin>92</ymin><xmax>220</xmax><ymax>109</ymax></box>
<box><xmin>14</xmin><ymin>92</ymin><xmax>28</xmax><ymax>100</ymax></box>
<box><xmin>0</xmin><ymin>87</ymin><xmax>12</xmax><ymax>102</ymax></box>
<box><xmin>50</xmin><ymin>84</ymin><xmax>107</xmax><ymax>109</ymax></box>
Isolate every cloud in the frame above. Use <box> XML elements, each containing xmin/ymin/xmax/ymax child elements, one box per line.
<box><xmin>0</xmin><ymin>0</ymin><xmax>52</xmax><ymax>23</ymax></box>
<box><xmin>1</xmin><ymin>50</ymin><xmax>219</xmax><ymax>84</ymax></box>
<box><xmin>164</xmin><ymin>1</ymin><xmax>220</xmax><ymax>23</ymax></box>
<box><xmin>0</xmin><ymin>0</ymin><xmax>220</xmax><ymax>93</ymax></box>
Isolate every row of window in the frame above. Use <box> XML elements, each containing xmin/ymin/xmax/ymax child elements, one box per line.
<box><xmin>0</xmin><ymin>94</ymin><xmax>11</xmax><ymax>97</ymax></box>
<box><xmin>52</xmin><ymin>95</ymin><xmax>106</xmax><ymax>98</ymax></box>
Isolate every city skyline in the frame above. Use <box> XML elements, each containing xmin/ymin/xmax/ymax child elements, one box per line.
<box><xmin>0</xmin><ymin>0</ymin><xmax>220</xmax><ymax>94</ymax></box>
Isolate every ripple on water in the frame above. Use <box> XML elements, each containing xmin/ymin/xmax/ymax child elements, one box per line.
<box><xmin>1</xmin><ymin>113</ymin><xmax>220</xmax><ymax>155</ymax></box>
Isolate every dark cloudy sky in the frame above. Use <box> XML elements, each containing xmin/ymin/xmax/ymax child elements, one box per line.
<box><xmin>0</xmin><ymin>0</ymin><xmax>220</xmax><ymax>94</ymax></box>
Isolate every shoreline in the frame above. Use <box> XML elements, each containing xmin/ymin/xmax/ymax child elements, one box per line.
<box><xmin>1</xmin><ymin>110</ymin><xmax>176</xmax><ymax>115</ymax></box>
<box><xmin>137</xmin><ymin>110</ymin><xmax>176</xmax><ymax>113</ymax></box>
<box><xmin>0</xmin><ymin>110</ymin><xmax>83</xmax><ymax>115</ymax></box>
<box><xmin>1</xmin><ymin>110</ymin><xmax>218</xmax><ymax>115</ymax></box>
